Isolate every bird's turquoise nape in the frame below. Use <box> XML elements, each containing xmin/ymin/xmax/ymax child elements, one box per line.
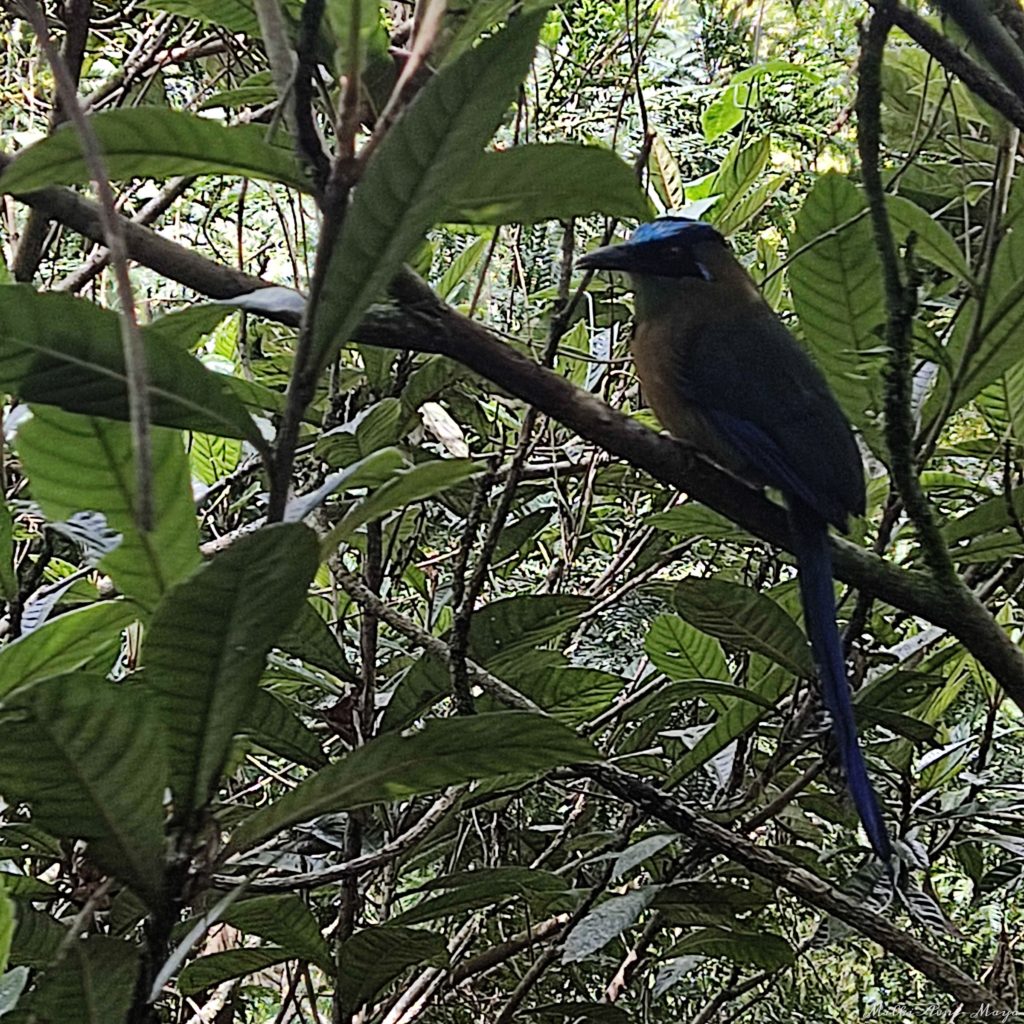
<box><xmin>579</xmin><ymin>217</ymin><xmax>893</xmax><ymax>862</ymax></box>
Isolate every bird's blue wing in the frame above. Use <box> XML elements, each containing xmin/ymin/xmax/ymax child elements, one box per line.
<box><xmin>669</xmin><ymin>315</ymin><xmax>864</xmax><ymax>531</ymax></box>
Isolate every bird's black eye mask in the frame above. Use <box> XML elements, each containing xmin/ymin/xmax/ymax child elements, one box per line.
<box><xmin>577</xmin><ymin>219</ymin><xmax>725</xmax><ymax>281</ymax></box>
<box><xmin>629</xmin><ymin>239</ymin><xmax>716</xmax><ymax>281</ymax></box>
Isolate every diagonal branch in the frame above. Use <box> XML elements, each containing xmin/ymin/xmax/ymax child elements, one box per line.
<box><xmin>4</xmin><ymin>170</ymin><xmax>1024</xmax><ymax>710</ymax></box>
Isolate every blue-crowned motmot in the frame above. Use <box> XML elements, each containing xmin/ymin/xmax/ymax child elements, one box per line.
<box><xmin>578</xmin><ymin>217</ymin><xmax>892</xmax><ymax>861</ymax></box>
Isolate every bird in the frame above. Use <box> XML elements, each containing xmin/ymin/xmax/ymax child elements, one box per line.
<box><xmin>578</xmin><ymin>217</ymin><xmax>892</xmax><ymax>862</ymax></box>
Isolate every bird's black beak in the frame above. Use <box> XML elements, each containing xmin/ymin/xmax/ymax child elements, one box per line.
<box><xmin>577</xmin><ymin>242</ymin><xmax>637</xmax><ymax>272</ymax></box>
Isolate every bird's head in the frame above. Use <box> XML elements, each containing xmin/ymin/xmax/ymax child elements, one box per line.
<box><xmin>577</xmin><ymin>217</ymin><xmax>727</xmax><ymax>281</ymax></box>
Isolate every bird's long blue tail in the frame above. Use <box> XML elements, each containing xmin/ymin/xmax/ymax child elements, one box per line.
<box><xmin>788</xmin><ymin>502</ymin><xmax>892</xmax><ymax>861</ymax></box>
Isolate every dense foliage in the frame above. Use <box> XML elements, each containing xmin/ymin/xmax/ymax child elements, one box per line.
<box><xmin>0</xmin><ymin>0</ymin><xmax>1023</xmax><ymax>1021</ymax></box>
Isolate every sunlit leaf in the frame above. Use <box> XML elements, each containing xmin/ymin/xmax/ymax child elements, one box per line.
<box><xmin>444</xmin><ymin>145</ymin><xmax>652</xmax><ymax>224</ymax></box>
<box><xmin>0</xmin><ymin>288</ymin><xmax>262</xmax><ymax>443</ymax></box>
<box><xmin>0</xmin><ymin>109</ymin><xmax>309</xmax><ymax>194</ymax></box>
<box><xmin>17</xmin><ymin>407</ymin><xmax>199</xmax><ymax>611</ymax></box>
<box><xmin>310</xmin><ymin>11</ymin><xmax>546</xmax><ymax>371</ymax></box>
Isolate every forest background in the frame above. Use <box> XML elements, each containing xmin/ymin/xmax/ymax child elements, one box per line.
<box><xmin>1</xmin><ymin>0</ymin><xmax>1023</xmax><ymax>1021</ymax></box>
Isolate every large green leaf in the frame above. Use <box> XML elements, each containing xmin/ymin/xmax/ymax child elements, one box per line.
<box><xmin>322</xmin><ymin>458</ymin><xmax>483</xmax><ymax>550</ymax></box>
<box><xmin>22</xmin><ymin>936</ymin><xmax>139</xmax><ymax>1024</ymax></box>
<box><xmin>885</xmin><ymin>195</ymin><xmax>972</xmax><ymax>282</ymax></box>
<box><xmin>0</xmin><ymin>288</ymin><xmax>262</xmax><ymax>443</ymax></box>
<box><xmin>392</xmin><ymin>867</ymin><xmax>567</xmax><ymax>926</ymax></box>
<box><xmin>563</xmin><ymin>888</ymin><xmax>659</xmax><ymax>963</ymax></box>
<box><xmin>0</xmin><ymin>601</ymin><xmax>138</xmax><ymax>697</ymax></box>
<box><xmin>789</xmin><ymin>172</ymin><xmax>886</xmax><ymax>438</ymax></box>
<box><xmin>140</xmin><ymin>0</ymin><xmax>262</xmax><ymax>34</ymax></box>
<box><xmin>644</xmin><ymin>613</ymin><xmax>729</xmax><ymax>682</ymax></box>
<box><xmin>0</xmin><ymin>674</ymin><xmax>166</xmax><ymax>906</ymax></box>
<box><xmin>941</xmin><ymin>178</ymin><xmax>1024</xmax><ymax>412</ymax></box>
<box><xmin>224</xmin><ymin>895</ymin><xmax>329</xmax><ymax>969</ymax></box>
<box><xmin>674</xmin><ymin>578</ymin><xmax>813</xmax><ymax>676</ymax></box>
<box><xmin>226</xmin><ymin>712</ymin><xmax>599</xmax><ymax>854</ymax></box>
<box><xmin>242</xmin><ymin>689</ymin><xmax>327</xmax><ymax>769</ymax></box>
<box><xmin>310</xmin><ymin>10</ymin><xmax>546</xmax><ymax>371</ymax></box>
<box><xmin>178</xmin><ymin>947</ymin><xmax>289</xmax><ymax>996</ymax></box>
<box><xmin>144</xmin><ymin>524</ymin><xmax>320</xmax><ymax>817</ymax></box>
<box><xmin>668</xmin><ymin>662</ymin><xmax>792</xmax><ymax>784</ymax></box>
<box><xmin>510</xmin><ymin>666</ymin><xmax>624</xmax><ymax>724</ymax></box>
<box><xmin>443</xmin><ymin>144</ymin><xmax>652</xmax><ymax>224</ymax></box>
<box><xmin>337</xmin><ymin>926</ymin><xmax>447</xmax><ymax>1016</ymax></box>
<box><xmin>0</xmin><ymin>109</ymin><xmax>309</xmax><ymax>194</ymax></box>
<box><xmin>665</xmin><ymin>926</ymin><xmax>794</xmax><ymax>969</ymax></box>
<box><xmin>16</xmin><ymin>407</ymin><xmax>199</xmax><ymax>611</ymax></box>
<box><xmin>468</xmin><ymin>594</ymin><xmax>590</xmax><ymax>677</ymax></box>
<box><xmin>380</xmin><ymin>594</ymin><xmax>590</xmax><ymax>732</ymax></box>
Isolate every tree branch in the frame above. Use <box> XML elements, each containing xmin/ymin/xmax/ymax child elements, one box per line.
<box><xmin>4</xmin><ymin>172</ymin><xmax>1024</xmax><ymax>712</ymax></box>
<box><xmin>578</xmin><ymin>763</ymin><xmax>1004</xmax><ymax>1011</ymax></box>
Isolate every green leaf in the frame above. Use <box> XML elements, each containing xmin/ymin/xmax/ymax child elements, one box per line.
<box><xmin>644</xmin><ymin>614</ymin><xmax>729</xmax><ymax>682</ymax></box>
<box><xmin>563</xmin><ymin>888</ymin><xmax>658</xmax><ymax>963</ymax></box>
<box><xmin>435</xmin><ymin>235</ymin><xmax>492</xmax><ymax>302</ymax></box>
<box><xmin>324</xmin><ymin>0</ymin><xmax>388</xmax><ymax>79</ymax></box>
<box><xmin>701</xmin><ymin>84</ymin><xmax>746</xmax><ymax>142</ymax></box>
<box><xmin>141</xmin><ymin>304</ymin><xmax>235</xmax><ymax>351</ymax></box>
<box><xmin>178</xmin><ymin>947</ymin><xmax>289</xmax><ymax>996</ymax></box>
<box><xmin>668</xmin><ymin>663</ymin><xmax>793</xmax><ymax>784</ymax></box>
<box><xmin>276</xmin><ymin>600</ymin><xmax>350</xmax><ymax>678</ymax></box>
<box><xmin>0</xmin><ymin>601</ymin><xmax>138</xmax><ymax>698</ymax></box>
<box><xmin>392</xmin><ymin>867</ymin><xmax>567</xmax><ymax>927</ymax></box>
<box><xmin>310</xmin><ymin>10</ymin><xmax>545</xmax><ymax>371</ymax></box>
<box><xmin>444</xmin><ymin>145</ymin><xmax>652</xmax><ymax>224</ymax></box>
<box><xmin>0</xmin><ymin>288</ymin><xmax>262</xmax><ymax>443</ymax></box>
<box><xmin>789</xmin><ymin>172</ymin><xmax>886</xmax><ymax>440</ymax></box>
<box><xmin>0</xmin><ymin>109</ymin><xmax>309</xmax><ymax>194</ymax></box>
<box><xmin>8</xmin><ymin>908</ymin><xmax>64</xmax><ymax>971</ymax></box>
<box><xmin>242</xmin><ymin>689</ymin><xmax>327</xmax><ymax>769</ymax></box>
<box><xmin>315</xmin><ymin>401</ymin><xmax>407</xmax><ymax>468</ymax></box>
<box><xmin>0</xmin><ymin>674</ymin><xmax>166</xmax><ymax>906</ymax></box>
<box><xmin>224</xmin><ymin>895</ymin><xmax>330</xmax><ymax>969</ymax></box>
<box><xmin>665</xmin><ymin>926</ymin><xmax>794</xmax><ymax>970</ymax></box>
<box><xmin>885</xmin><ymin>195</ymin><xmax>972</xmax><ymax>282</ymax></box>
<box><xmin>337</xmin><ymin>926</ymin><xmax>447</xmax><ymax>1016</ymax></box>
<box><xmin>226</xmin><ymin>712</ymin><xmax>599</xmax><ymax>854</ymax></box>
<box><xmin>653</xmin><ymin>881</ymin><xmax>771</xmax><ymax>925</ymax></box>
<box><xmin>510</xmin><ymin>666</ymin><xmax>624</xmax><ymax>723</ymax></box>
<box><xmin>651</xmin><ymin>133</ymin><xmax>685</xmax><ymax>211</ymax></box>
<box><xmin>645</xmin><ymin>504</ymin><xmax>740</xmax><ymax>540</ymax></box>
<box><xmin>674</xmin><ymin>578</ymin><xmax>813</xmax><ymax>676</ymax></box>
<box><xmin>141</xmin><ymin>0</ymin><xmax>263</xmax><ymax>34</ymax></box>
<box><xmin>144</xmin><ymin>523</ymin><xmax>320</xmax><ymax>816</ymax></box>
<box><xmin>943</xmin><ymin>179</ymin><xmax>1024</xmax><ymax>411</ymax></box>
<box><xmin>705</xmin><ymin>135</ymin><xmax>770</xmax><ymax>231</ymax></box>
<box><xmin>0</xmin><ymin>502</ymin><xmax>15</xmax><ymax>602</ymax></box>
<box><xmin>17</xmin><ymin>407</ymin><xmax>199</xmax><ymax>611</ymax></box>
<box><xmin>24</xmin><ymin>936</ymin><xmax>139</xmax><ymax>1024</ymax></box>
<box><xmin>322</xmin><ymin>458</ymin><xmax>483</xmax><ymax>549</ymax></box>
<box><xmin>468</xmin><ymin>594</ymin><xmax>590</xmax><ymax>676</ymax></box>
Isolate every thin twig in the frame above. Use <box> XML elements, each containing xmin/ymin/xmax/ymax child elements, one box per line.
<box><xmin>20</xmin><ymin>0</ymin><xmax>154</xmax><ymax>531</ymax></box>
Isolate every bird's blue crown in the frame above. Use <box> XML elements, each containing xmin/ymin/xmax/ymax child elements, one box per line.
<box><xmin>630</xmin><ymin>218</ymin><xmax>723</xmax><ymax>247</ymax></box>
